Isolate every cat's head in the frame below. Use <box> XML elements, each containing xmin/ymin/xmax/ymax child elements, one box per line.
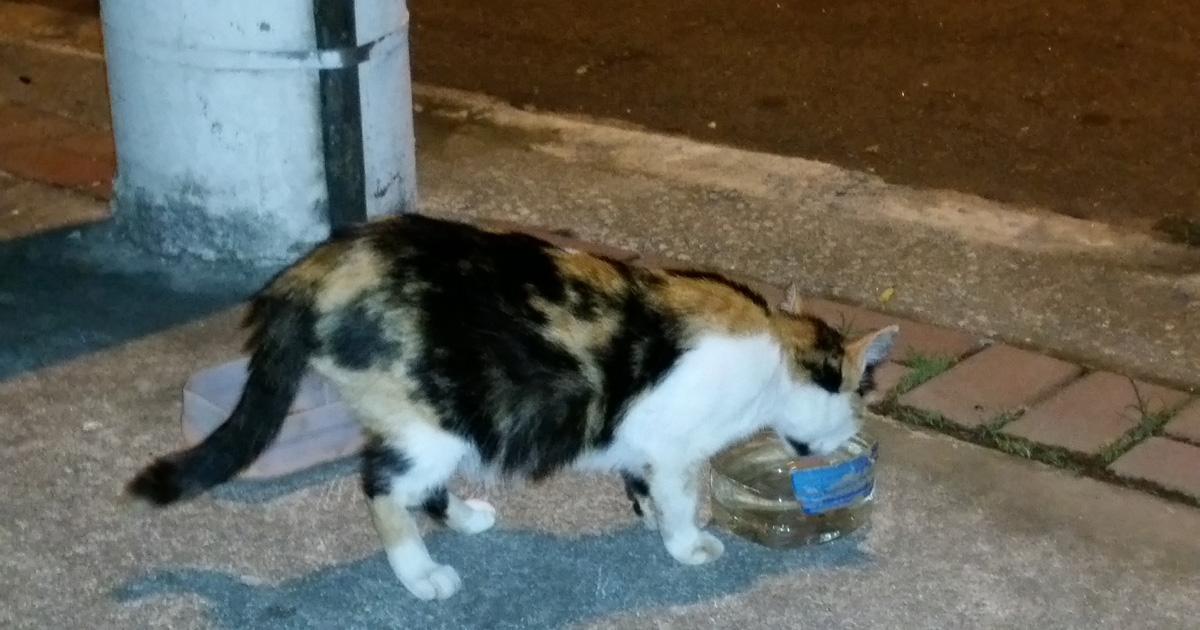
<box><xmin>769</xmin><ymin>284</ymin><xmax>898</xmax><ymax>456</ymax></box>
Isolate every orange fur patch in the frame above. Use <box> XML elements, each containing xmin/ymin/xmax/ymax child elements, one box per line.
<box><xmin>654</xmin><ymin>273</ymin><xmax>771</xmax><ymax>336</ymax></box>
<box><xmin>553</xmin><ymin>251</ymin><xmax>627</xmax><ymax>296</ymax></box>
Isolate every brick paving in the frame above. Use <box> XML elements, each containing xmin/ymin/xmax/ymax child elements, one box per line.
<box><xmin>898</xmin><ymin>344</ymin><xmax>1083</xmax><ymax>429</ymax></box>
<box><xmin>870</xmin><ymin>362</ymin><xmax>912</xmax><ymax>403</ymax></box>
<box><xmin>1002</xmin><ymin>371</ymin><xmax>1190</xmax><ymax>455</ymax></box>
<box><xmin>1110</xmin><ymin>438</ymin><xmax>1200</xmax><ymax>499</ymax></box>
<box><xmin>0</xmin><ymin>100</ymin><xmax>114</xmax><ymax>200</ymax></box>
<box><xmin>1164</xmin><ymin>400</ymin><xmax>1200</xmax><ymax>444</ymax></box>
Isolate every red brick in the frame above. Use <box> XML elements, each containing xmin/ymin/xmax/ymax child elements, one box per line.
<box><xmin>476</xmin><ymin>218</ymin><xmax>637</xmax><ymax>261</ymax></box>
<box><xmin>1109</xmin><ymin>437</ymin><xmax>1200</xmax><ymax>499</ymax></box>
<box><xmin>805</xmin><ymin>299</ymin><xmax>980</xmax><ymax>362</ymax></box>
<box><xmin>58</xmin><ymin>129</ymin><xmax>116</xmax><ymax>162</ymax></box>
<box><xmin>0</xmin><ymin>142</ymin><xmax>114</xmax><ymax>199</ymax></box>
<box><xmin>0</xmin><ymin>103</ymin><xmax>79</xmax><ymax>148</ymax></box>
<box><xmin>899</xmin><ymin>344</ymin><xmax>1082</xmax><ymax>428</ymax></box>
<box><xmin>1002</xmin><ymin>372</ymin><xmax>1190</xmax><ymax>454</ymax></box>
<box><xmin>1164</xmin><ymin>400</ymin><xmax>1200</xmax><ymax>444</ymax></box>
<box><xmin>867</xmin><ymin>362</ymin><xmax>911</xmax><ymax>403</ymax></box>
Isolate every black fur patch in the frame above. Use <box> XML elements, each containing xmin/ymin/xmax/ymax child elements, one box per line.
<box><xmin>622</xmin><ymin>472</ymin><xmax>650</xmax><ymax>517</ymax></box>
<box><xmin>421</xmin><ymin>487</ymin><xmax>450</xmax><ymax>521</ymax></box>
<box><xmin>856</xmin><ymin>362</ymin><xmax>879</xmax><ymax>396</ymax></box>
<box><xmin>786</xmin><ymin>438</ymin><xmax>812</xmax><ymax>456</ymax></box>
<box><xmin>593</xmin><ymin>286</ymin><xmax>684</xmax><ymax>446</ymax></box>
<box><xmin>376</xmin><ymin>218</ymin><xmax>596</xmax><ymax>476</ymax></box>
<box><xmin>565</xmin><ymin>278</ymin><xmax>608</xmax><ymax>320</ymax></box>
<box><xmin>365</xmin><ymin>217</ymin><xmax>685</xmax><ymax>479</ymax></box>
<box><xmin>804</xmin><ymin>358</ymin><xmax>844</xmax><ymax>393</ymax></box>
<box><xmin>665</xmin><ymin>269</ymin><xmax>769</xmax><ymax>312</ymax></box>
<box><xmin>360</xmin><ymin>437</ymin><xmax>411</xmax><ymax>498</ymax></box>
<box><xmin>328</xmin><ymin>299</ymin><xmax>399</xmax><ymax>370</ymax></box>
<box><xmin>800</xmin><ymin>315</ymin><xmax>846</xmax><ymax>393</ymax></box>
<box><xmin>804</xmin><ymin>314</ymin><xmax>844</xmax><ymax>354</ymax></box>
<box><xmin>126</xmin><ymin>459</ymin><xmax>183</xmax><ymax>506</ymax></box>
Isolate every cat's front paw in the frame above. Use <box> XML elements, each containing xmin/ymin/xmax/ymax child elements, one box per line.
<box><xmin>400</xmin><ymin>564</ymin><xmax>462</xmax><ymax>601</ymax></box>
<box><xmin>665</xmin><ymin>530</ymin><xmax>725</xmax><ymax>565</ymax></box>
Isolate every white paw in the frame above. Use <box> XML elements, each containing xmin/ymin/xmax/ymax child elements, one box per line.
<box><xmin>666</xmin><ymin>531</ymin><xmax>725</xmax><ymax>565</ymax></box>
<box><xmin>449</xmin><ymin>498</ymin><xmax>496</xmax><ymax>535</ymax></box>
<box><xmin>400</xmin><ymin>564</ymin><xmax>462</xmax><ymax>601</ymax></box>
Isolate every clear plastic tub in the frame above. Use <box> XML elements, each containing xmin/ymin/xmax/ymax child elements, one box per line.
<box><xmin>181</xmin><ymin>358</ymin><xmax>364</xmax><ymax>478</ymax></box>
<box><xmin>710</xmin><ymin>432</ymin><xmax>877</xmax><ymax>547</ymax></box>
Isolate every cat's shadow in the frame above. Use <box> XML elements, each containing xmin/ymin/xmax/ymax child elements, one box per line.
<box><xmin>115</xmin><ymin>524</ymin><xmax>872</xmax><ymax>629</ymax></box>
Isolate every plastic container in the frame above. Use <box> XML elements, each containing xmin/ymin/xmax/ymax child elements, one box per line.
<box><xmin>181</xmin><ymin>358</ymin><xmax>364</xmax><ymax>478</ymax></box>
<box><xmin>709</xmin><ymin>432</ymin><xmax>878</xmax><ymax>547</ymax></box>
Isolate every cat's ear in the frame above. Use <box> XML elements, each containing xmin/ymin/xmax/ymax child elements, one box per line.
<box><xmin>844</xmin><ymin>325</ymin><xmax>899</xmax><ymax>377</ymax></box>
<box><xmin>779</xmin><ymin>283</ymin><xmax>804</xmax><ymax>315</ymax></box>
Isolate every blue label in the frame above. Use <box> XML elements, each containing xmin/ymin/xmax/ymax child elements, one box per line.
<box><xmin>791</xmin><ymin>444</ymin><xmax>878</xmax><ymax>516</ymax></box>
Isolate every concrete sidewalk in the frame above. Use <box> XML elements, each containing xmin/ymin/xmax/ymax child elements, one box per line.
<box><xmin>3</xmin><ymin>93</ymin><xmax>1200</xmax><ymax>629</ymax></box>
<box><xmin>2</xmin><ymin>310</ymin><xmax>1198</xmax><ymax>629</ymax></box>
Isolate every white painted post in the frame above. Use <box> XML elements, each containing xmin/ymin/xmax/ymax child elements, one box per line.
<box><xmin>98</xmin><ymin>0</ymin><xmax>416</xmax><ymax>264</ymax></box>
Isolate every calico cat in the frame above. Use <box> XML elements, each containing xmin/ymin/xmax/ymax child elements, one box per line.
<box><xmin>126</xmin><ymin>214</ymin><xmax>896</xmax><ymax>601</ymax></box>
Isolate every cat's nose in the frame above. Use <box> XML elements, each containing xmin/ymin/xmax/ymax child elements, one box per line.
<box><xmin>785</xmin><ymin>438</ymin><xmax>811</xmax><ymax>456</ymax></box>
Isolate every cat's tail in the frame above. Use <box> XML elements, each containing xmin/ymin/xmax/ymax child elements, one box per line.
<box><xmin>125</xmin><ymin>292</ymin><xmax>318</xmax><ymax>507</ymax></box>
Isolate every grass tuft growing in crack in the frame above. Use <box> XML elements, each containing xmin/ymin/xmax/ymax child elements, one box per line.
<box><xmin>1098</xmin><ymin>377</ymin><xmax>1179</xmax><ymax>464</ymax></box>
<box><xmin>895</xmin><ymin>353</ymin><xmax>955</xmax><ymax>394</ymax></box>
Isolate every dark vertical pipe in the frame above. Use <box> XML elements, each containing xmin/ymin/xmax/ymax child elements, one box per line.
<box><xmin>314</xmin><ymin>0</ymin><xmax>368</xmax><ymax>227</ymax></box>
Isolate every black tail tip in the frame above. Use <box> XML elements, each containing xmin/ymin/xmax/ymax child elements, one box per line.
<box><xmin>125</xmin><ymin>459</ymin><xmax>184</xmax><ymax>507</ymax></box>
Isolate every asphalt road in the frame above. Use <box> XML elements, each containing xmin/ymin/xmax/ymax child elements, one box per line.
<box><xmin>409</xmin><ymin>0</ymin><xmax>1200</xmax><ymax>243</ymax></box>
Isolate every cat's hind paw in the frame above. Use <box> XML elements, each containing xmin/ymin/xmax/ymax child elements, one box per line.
<box><xmin>448</xmin><ymin>498</ymin><xmax>496</xmax><ymax>535</ymax></box>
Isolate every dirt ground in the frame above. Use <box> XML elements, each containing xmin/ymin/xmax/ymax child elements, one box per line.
<box><xmin>409</xmin><ymin>0</ymin><xmax>1200</xmax><ymax>242</ymax></box>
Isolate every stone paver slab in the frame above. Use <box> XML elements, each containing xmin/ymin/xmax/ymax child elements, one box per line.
<box><xmin>1003</xmin><ymin>371</ymin><xmax>1190</xmax><ymax>454</ymax></box>
<box><xmin>900</xmin><ymin>344</ymin><xmax>1082</xmax><ymax>428</ymax></box>
<box><xmin>1109</xmin><ymin>437</ymin><xmax>1200</xmax><ymax>500</ymax></box>
<box><xmin>1164</xmin><ymin>399</ymin><xmax>1200</xmax><ymax>444</ymax></box>
<box><xmin>805</xmin><ymin>299</ymin><xmax>981</xmax><ymax>362</ymax></box>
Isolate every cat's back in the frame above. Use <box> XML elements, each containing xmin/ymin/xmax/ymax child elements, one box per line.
<box><xmin>267</xmin><ymin>215</ymin><xmax>566</xmax><ymax>308</ymax></box>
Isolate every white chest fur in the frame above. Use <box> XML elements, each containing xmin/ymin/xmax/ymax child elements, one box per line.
<box><xmin>577</xmin><ymin>332</ymin><xmax>785</xmax><ymax>472</ymax></box>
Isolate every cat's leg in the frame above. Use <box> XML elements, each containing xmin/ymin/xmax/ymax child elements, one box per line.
<box><xmin>647</xmin><ymin>462</ymin><xmax>724</xmax><ymax>565</ymax></box>
<box><xmin>421</xmin><ymin>487</ymin><xmax>497</xmax><ymax>535</ymax></box>
<box><xmin>620</xmin><ymin>471</ymin><xmax>657</xmax><ymax>530</ymax></box>
<box><xmin>361</xmin><ymin>428</ymin><xmax>468</xmax><ymax>600</ymax></box>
